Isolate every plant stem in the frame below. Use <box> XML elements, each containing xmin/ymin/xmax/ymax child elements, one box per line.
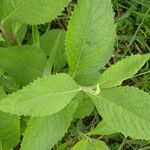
<box><xmin>32</xmin><ymin>25</ymin><xmax>40</xmax><ymax>48</ymax></box>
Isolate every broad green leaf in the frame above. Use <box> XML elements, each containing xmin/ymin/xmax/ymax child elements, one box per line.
<box><xmin>0</xmin><ymin>87</ymin><xmax>20</xmax><ymax>149</ymax></box>
<box><xmin>0</xmin><ymin>0</ymin><xmax>70</xmax><ymax>25</ymax></box>
<box><xmin>41</xmin><ymin>30</ymin><xmax>66</xmax><ymax>75</ymax></box>
<box><xmin>0</xmin><ymin>74</ymin><xmax>81</xmax><ymax>117</ymax></box>
<box><xmin>99</xmin><ymin>54</ymin><xmax>150</xmax><ymax>89</ymax></box>
<box><xmin>92</xmin><ymin>86</ymin><xmax>150</xmax><ymax>140</ymax></box>
<box><xmin>65</xmin><ymin>0</ymin><xmax>115</xmax><ymax>85</ymax></box>
<box><xmin>71</xmin><ymin>138</ymin><xmax>109</xmax><ymax>150</ymax></box>
<box><xmin>0</xmin><ymin>1</ymin><xmax>27</xmax><ymax>44</ymax></box>
<box><xmin>0</xmin><ymin>45</ymin><xmax>46</xmax><ymax>86</ymax></box>
<box><xmin>74</xmin><ymin>92</ymin><xmax>94</xmax><ymax>119</ymax></box>
<box><xmin>21</xmin><ymin>99</ymin><xmax>78</xmax><ymax>150</ymax></box>
<box><xmin>88</xmin><ymin>121</ymin><xmax>115</xmax><ymax>136</ymax></box>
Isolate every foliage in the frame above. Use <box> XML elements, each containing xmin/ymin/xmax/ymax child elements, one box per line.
<box><xmin>0</xmin><ymin>0</ymin><xmax>150</xmax><ymax>149</ymax></box>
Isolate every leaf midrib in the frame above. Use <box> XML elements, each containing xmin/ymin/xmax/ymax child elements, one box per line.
<box><xmin>73</xmin><ymin>2</ymin><xmax>92</xmax><ymax>78</ymax></box>
<box><xmin>97</xmin><ymin>95</ymin><xmax>150</xmax><ymax>122</ymax></box>
<box><xmin>1</xmin><ymin>0</ymin><xmax>29</xmax><ymax>24</ymax></box>
<box><xmin>14</xmin><ymin>88</ymin><xmax>81</xmax><ymax>103</ymax></box>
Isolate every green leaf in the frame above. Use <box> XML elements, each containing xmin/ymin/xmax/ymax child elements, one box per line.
<box><xmin>99</xmin><ymin>54</ymin><xmax>150</xmax><ymax>89</ymax></box>
<box><xmin>21</xmin><ymin>99</ymin><xmax>78</xmax><ymax>150</ymax></box>
<box><xmin>74</xmin><ymin>92</ymin><xmax>94</xmax><ymax>119</ymax></box>
<box><xmin>0</xmin><ymin>45</ymin><xmax>46</xmax><ymax>86</ymax></box>
<box><xmin>0</xmin><ymin>1</ymin><xmax>27</xmax><ymax>44</ymax></box>
<box><xmin>0</xmin><ymin>74</ymin><xmax>81</xmax><ymax>117</ymax></box>
<box><xmin>92</xmin><ymin>86</ymin><xmax>150</xmax><ymax>140</ymax></box>
<box><xmin>0</xmin><ymin>35</ymin><xmax>4</xmax><ymax>42</ymax></box>
<box><xmin>65</xmin><ymin>0</ymin><xmax>115</xmax><ymax>85</ymax></box>
<box><xmin>71</xmin><ymin>138</ymin><xmax>109</xmax><ymax>150</ymax></box>
<box><xmin>88</xmin><ymin>121</ymin><xmax>115</xmax><ymax>136</ymax></box>
<box><xmin>41</xmin><ymin>30</ymin><xmax>66</xmax><ymax>75</ymax></box>
<box><xmin>0</xmin><ymin>87</ymin><xmax>20</xmax><ymax>149</ymax></box>
<box><xmin>0</xmin><ymin>0</ymin><xmax>70</xmax><ymax>25</ymax></box>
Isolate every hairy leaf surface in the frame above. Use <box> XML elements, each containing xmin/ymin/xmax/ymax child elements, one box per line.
<box><xmin>21</xmin><ymin>100</ymin><xmax>78</xmax><ymax>150</ymax></box>
<box><xmin>0</xmin><ymin>74</ymin><xmax>81</xmax><ymax>116</ymax></box>
<box><xmin>99</xmin><ymin>54</ymin><xmax>150</xmax><ymax>89</ymax></box>
<box><xmin>66</xmin><ymin>0</ymin><xmax>115</xmax><ymax>85</ymax></box>
<box><xmin>92</xmin><ymin>86</ymin><xmax>150</xmax><ymax>140</ymax></box>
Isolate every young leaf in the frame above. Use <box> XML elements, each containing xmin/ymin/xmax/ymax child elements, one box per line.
<box><xmin>92</xmin><ymin>86</ymin><xmax>150</xmax><ymax>140</ymax></box>
<box><xmin>21</xmin><ymin>99</ymin><xmax>78</xmax><ymax>150</ymax></box>
<box><xmin>0</xmin><ymin>0</ymin><xmax>70</xmax><ymax>25</ymax></box>
<box><xmin>0</xmin><ymin>74</ymin><xmax>81</xmax><ymax>117</ymax></box>
<box><xmin>0</xmin><ymin>45</ymin><xmax>46</xmax><ymax>86</ymax></box>
<box><xmin>65</xmin><ymin>0</ymin><xmax>115</xmax><ymax>85</ymax></box>
<box><xmin>99</xmin><ymin>54</ymin><xmax>150</xmax><ymax>89</ymax></box>
<box><xmin>71</xmin><ymin>138</ymin><xmax>109</xmax><ymax>150</ymax></box>
<box><xmin>0</xmin><ymin>87</ymin><xmax>20</xmax><ymax>149</ymax></box>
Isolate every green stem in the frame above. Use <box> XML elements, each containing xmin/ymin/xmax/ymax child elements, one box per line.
<box><xmin>32</xmin><ymin>25</ymin><xmax>40</xmax><ymax>48</ymax></box>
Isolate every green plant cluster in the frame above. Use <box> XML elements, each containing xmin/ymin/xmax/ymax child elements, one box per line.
<box><xmin>0</xmin><ymin>0</ymin><xmax>150</xmax><ymax>149</ymax></box>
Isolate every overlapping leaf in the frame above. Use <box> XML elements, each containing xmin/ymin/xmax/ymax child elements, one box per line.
<box><xmin>99</xmin><ymin>54</ymin><xmax>150</xmax><ymax>89</ymax></box>
<box><xmin>0</xmin><ymin>87</ymin><xmax>20</xmax><ymax>149</ymax></box>
<box><xmin>0</xmin><ymin>74</ymin><xmax>81</xmax><ymax>117</ymax></box>
<box><xmin>21</xmin><ymin>99</ymin><xmax>78</xmax><ymax>150</ymax></box>
<box><xmin>40</xmin><ymin>30</ymin><xmax>66</xmax><ymax>75</ymax></box>
<box><xmin>0</xmin><ymin>0</ymin><xmax>70</xmax><ymax>25</ymax></box>
<box><xmin>92</xmin><ymin>86</ymin><xmax>150</xmax><ymax>140</ymax></box>
<box><xmin>0</xmin><ymin>45</ymin><xmax>46</xmax><ymax>86</ymax></box>
<box><xmin>66</xmin><ymin>0</ymin><xmax>115</xmax><ymax>85</ymax></box>
<box><xmin>74</xmin><ymin>92</ymin><xmax>94</xmax><ymax>119</ymax></box>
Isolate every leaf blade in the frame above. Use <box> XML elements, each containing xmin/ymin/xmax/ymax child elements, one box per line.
<box><xmin>92</xmin><ymin>86</ymin><xmax>150</xmax><ymax>140</ymax></box>
<box><xmin>65</xmin><ymin>0</ymin><xmax>115</xmax><ymax>85</ymax></box>
<box><xmin>0</xmin><ymin>74</ymin><xmax>81</xmax><ymax>117</ymax></box>
<box><xmin>21</xmin><ymin>99</ymin><xmax>78</xmax><ymax>150</ymax></box>
<box><xmin>0</xmin><ymin>87</ymin><xmax>20</xmax><ymax>149</ymax></box>
<box><xmin>0</xmin><ymin>45</ymin><xmax>46</xmax><ymax>86</ymax></box>
<box><xmin>1</xmin><ymin>0</ymin><xmax>70</xmax><ymax>25</ymax></box>
<box><xmin>99</xmin><ymin>54</ymin><xmax>150</xmax><ymax>89</ymax></box>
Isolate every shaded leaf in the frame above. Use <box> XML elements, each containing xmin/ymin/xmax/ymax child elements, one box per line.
<box><xmin>21</xmin><ymin>99</ymin><xmax>78</xmax><ymax>150</ymax></box>
<box><xmin>0</xmin><ymin>87</ymin><xmax>20</xmax><ymax>149</ymax></box>
<box><xmin>0</xmin><ymin>45</ymin><xmax>46</xmax><ymax>86</ymax></box>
